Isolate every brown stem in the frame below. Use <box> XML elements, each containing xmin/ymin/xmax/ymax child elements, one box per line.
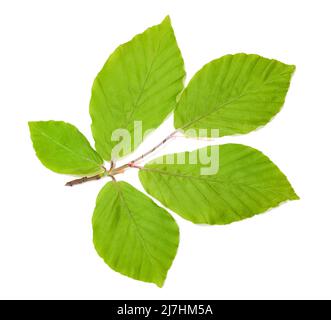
<box><xmin>65</xmin><ymin>173</ymin><xmax>104</xmax><ymax>187</ymax></box>
<box><xmin>131</xmin><ymin>130</ymin><xmax>178</xmax><ymax>163</ymax></box>
<box><xmin>112</xmin><ymin>130</ymin><xmax>178</xmax><ymax>175</ymax></box>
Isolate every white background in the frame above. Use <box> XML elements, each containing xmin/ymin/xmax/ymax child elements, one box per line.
<box><xmin>1</xmin><ymin>0</ymin><xmax>330</xmax><ymax>300</ymax></box>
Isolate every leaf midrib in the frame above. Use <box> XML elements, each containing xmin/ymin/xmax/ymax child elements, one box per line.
<box><xmin>180</xmin><ymin>75</ymin><xmax>288</xmax><ymax>130</ymax></box>
<box><xmin>120</xmin><ymin>35</ymin><xmax>163</xmax><ymax>133</ymax></box>
<box><xmin>114</xmin><ymin>182</ymin><xmax>163</xmax><ymax>274</ymax></box>
<box><xmin>142</xmin><ymin>166</ymin><xmax>289</xmax><ymax>194</ymax></box>
<box><xmin>35</xmin><ymin>127</ymin><xmax>100</xmax><ymax>166</ymax></box>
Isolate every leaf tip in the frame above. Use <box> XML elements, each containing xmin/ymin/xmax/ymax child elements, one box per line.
<box><xmin>289</xmin><ymin>64</ymin><xmax>296</xmax><ymax>74</ymax></box>
<box><xmin>155</xmin><ymin>278</ymin><xmax>165</xmax><ymax>288</ymax></box>
<box><xmin>162</xmin><ymin>15</ymin><xmax>171</xmax><ymax>25</ymax></box>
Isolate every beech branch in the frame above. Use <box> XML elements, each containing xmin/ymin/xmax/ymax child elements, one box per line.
<box><xmin>65</xmin><ymin>173</ymin><xmax>103</xmax><ymax>187</ymax></box>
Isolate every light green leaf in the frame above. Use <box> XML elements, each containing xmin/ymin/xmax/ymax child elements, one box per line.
<box><xmin>90</xmin><ymin>16</ymin><xmax>185</xmax><ymax>160</ymax></box>
<box><xmin>92</xmin><ymin>181</ymin><xmax>179</xmax><ymax>287</ymax></box>
<box><xmin>174</xmin><ymin>54</ymin><xmax>295</xmax><ymax>136</ymax></box>
<box><xmin>29</xmin><ymin>121</ymin><xmax>104</xmax><ymax>175</ymax></box>
<box><xmin>139</xmin><ymin>144</ymin><xmax>298</xmax><ymax>225</ymax></box>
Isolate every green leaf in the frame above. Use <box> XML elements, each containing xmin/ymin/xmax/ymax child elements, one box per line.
<box><xmin>90</xmin><ymin>16</ymin><xmax>185</xmax><ymax>160</ymax></box>
<box><xmin>92</xmin><ymin>181</ymin><xmax>179</xmax><ymax>287</ymax></box>
<box><xmin>29</xmin><ymin>121</ymin><xmax>104</xmax><ymax>175</ymax></box>
<box><xmin>174</xmin><ymin>54</ymin><xmax>295</xmax><ymax>136</ymax></box>
<box><xmin>139</xmin><ymin>144</ymin><xmax>298</xmax><ymax>225</ymax></box>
